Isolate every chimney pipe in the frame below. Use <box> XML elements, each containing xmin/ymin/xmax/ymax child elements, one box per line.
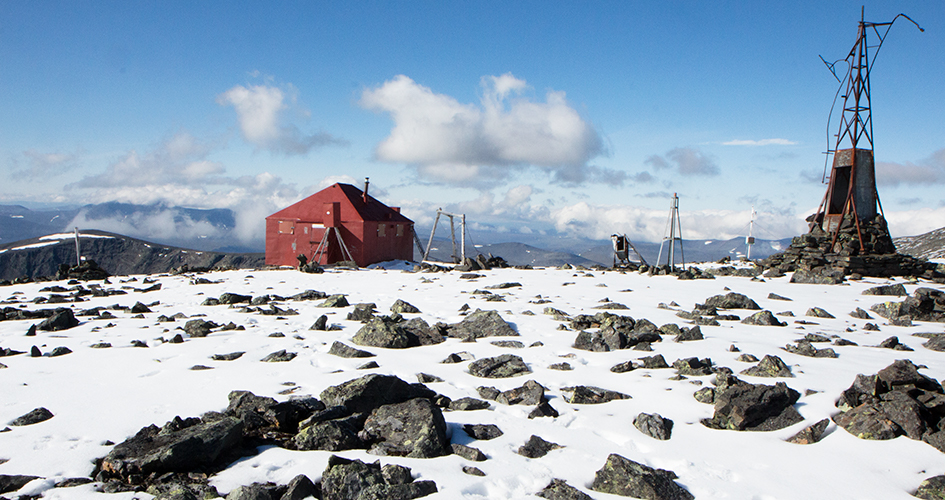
<box><xmin>363</xmin><ymin>177</ymin><xmax>369</xmax><ymax>203</ymax></box>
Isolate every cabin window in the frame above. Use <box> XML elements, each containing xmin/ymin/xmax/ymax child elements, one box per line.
<box><xmin>378</xmin><ymin>223</ymin><xmax>386</xmax><ymax>237</ymax></box>
<box><xmin>396</xmin><ymin>224</ymin><xmax>403</xmax><ymax>237</ymax></box>
<box><xmin>278</xmin><ymin>220</ymin><xmax>295</xmax><ymax>234</ymax></box>
<box><xmin>303</xmin><ymin>226</ymin><xmax>308</xmax><ymax>234</ymax></box>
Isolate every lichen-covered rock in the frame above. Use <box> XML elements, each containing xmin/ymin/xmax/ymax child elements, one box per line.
<box><xmin>328</xmin><ymin>341</ymin><xmax>375</xmax><ymax>358</ymax></box>
<box><xmin>10</xmin><ymin>407</ymin><xmax>54</xmax><ymax>426</ymax></box>
<box><xmin>468</xmin><ymin>354</ymin><xmax>530</xmax><ymax>378</ymax></box>
<box><xmin>320</xmin><ymin>456</ymin><xmax>386</xmax><ymax>500</ymax></box>
<box><xmin>390</xmin><ymin>299</ymin><xmax>421</xmax><ymax>314</ymax></box>
<box><xmin>463</xmin><ymin>423</ymin><xmax>503</xmax><ymax>440</ymax></box>
<box><xmin>739</xmin><ymin>355</ymin><xmax>794</xmax><ymax>378</ymax></box>
<box><xmin>347</xmin><ymin>303</ymin><xmax>377</xmax><ymax>322</ymax></box>
<box><xmin>806</xmin><ymin>307</ymin><xmax>835</xmax><ymax>318</ymax></box>
<box><xmin>672</xmin><ymin>357</ymin><xmax>714</xmax><ymax>376</ymax></box>
<box><xmin>496</xmin><ymin>380</ymin><xmax>546</xmax><ymax>405</ymax></box>
<box><xmin>352</xmin><ymin>318</ymin><xmax>411</xmax><ymax>349</ymax></box>
<box><xmin>294</xmin><ymin>418</ymin><xmax>364</xmax><ymax>451</ymax></box>
<box><xmin>591</xmin><ymin>453</ymin><xmax>693</xmax><ymax>500</ymax></box>
<box><xmin>786</xmin><ymin>418</ymin><xmax>830</xmax><ymax>444</ymax></box>
<box><xmin>446</xmin><ymin>310</ymin><xmax>517</xmax><ymax>340</ymax></box>
<box><xmin>362</xmin><ymin>398</ymin><xmax>450</xmax><ymax>458</ymax></box>
<box><xmin>449</xmin><ymin>397</ymin><xmax>490</xmax><ymax>411</ymax></box>
<box><xmin>862</xmin><ymin>284</ymin><xmax>907</xmax><ymax>296</ymax></box>
<box><xmin>914</xmin><ymin>474</ymin><xmax>945</xmax><ymax>500</ymax></box>
<box><xmin>317</xmin><ymin>295</ymin><xmax>349</xmax><ymax>308</ymax></box>
<box><xmin>451</xmin><ymin>443</ymin><xmax>486</xmax><ymax>461</ymax></box>
<box><xmin>741</xmin><ymin>310</ymin><xmax>787</xmax><ymax>326</ymax></box>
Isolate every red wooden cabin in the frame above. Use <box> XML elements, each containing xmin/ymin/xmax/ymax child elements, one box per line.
<box><xmin>265</xmin><ymin>181</ymin><xmax>414</xmax><ymax>267</ymax></box>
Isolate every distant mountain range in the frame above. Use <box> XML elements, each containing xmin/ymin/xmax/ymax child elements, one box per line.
<box><xmin>2</xmin><ymin>202</ymin><xmax>942</xmax><ymax>278</ymax></box>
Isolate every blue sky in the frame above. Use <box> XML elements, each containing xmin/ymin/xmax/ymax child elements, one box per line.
<box><xmin>2</xmin><ymin>1</ymin><xmax>942</xmax><ymax>245</ymax></box>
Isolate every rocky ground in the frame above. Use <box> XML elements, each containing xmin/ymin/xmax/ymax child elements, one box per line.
<box><xmin>1</xmin><ymin>262</ymin><xmax>944</xmax><ymax>499</ymax></box>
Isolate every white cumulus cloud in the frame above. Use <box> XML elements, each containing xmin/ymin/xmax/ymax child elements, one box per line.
<box><xmin>217</xmin><ymin>82</ymin><xmax>345</xmax><ymax>155</ymax></box>
<box><xmin>645</xmin><ymin>147</ymin><xmax>720</xmax><ymax>176</ymax></box>
<box><xmin>360</xmin><ymin>74</ymin><xmax>611</xmax><ymax>186</ymax></box>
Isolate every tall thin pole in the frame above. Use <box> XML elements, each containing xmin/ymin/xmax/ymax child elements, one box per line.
<box><xmin>460</xmin><ymin>214</ymin><xmax>466</xmax><ymax>262</ymax></box>
<box><xmin>74</xmin><ymin>227</ymin><xmax>81</xmax><ymax>266</ymax></box>
<box><xmin>746</xmin><ymin>205</ymin><xmax>755</xmax><ymax>261</ymax></box>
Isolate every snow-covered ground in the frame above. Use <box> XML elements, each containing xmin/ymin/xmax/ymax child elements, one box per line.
<box><xmin>1</xmin><ymin>264</ymin><xmax>944</xmax><ymax>499</ymax></box>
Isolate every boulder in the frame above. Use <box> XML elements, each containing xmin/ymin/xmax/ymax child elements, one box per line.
<box><xmin>293</xmin><ymin>418</ymin><xmax>364</xmax><ymax>451</ymax></box>
<box><xmin>850</xmin><ymin>307</ymin><xmax>873</xmax><ymax>319</ymax></box>
<box><xmin>517</xmin><ymin>435</ymin><xmax>562</xmax><ymax>458</ymax></box>
<box><xmin>310</xmin><ymin>315</ymin><xmax>328</xmax><ymax>331</ymax></box>
<box><xmin>218</xmin><ymin>293</ymin><xmax>252</xmax><ymax>305</ymax></box>
<box><xmin>528</xmin><ymin>401</ymin><xmax>560</xmax><ymax>419</ymax></box>
<box><xmin>633</xmin><ymin>413</ymin><xmax>673</xmax><ymax>440</ymax></box>
<box><xmin>462</xmin><ymin>423</ymin><xmax>503</xmax><ymax>440</ymax></box>
<box><xmin>320</xmin><ymin>456</ymin><xmax>385</xmax><ymax>500</ymax></box>
<box><xmin>10</xmin><ymin>407</ymin><xmax>53</xmax><ymax>426</ymax></box>
<box><xmin>101</xmin><ymin>417</ymin><xmax>243</xmax><ymax>479</ymax></box>
<box><xmin>352</xmin><ymin>318</ymin><xmax>411</xmax><ymax>349</ymax></box>
<box><xmin>739</xmin><ymin>355</ymin><xmax>794</xmax><ymax>378</ymax></box>
<box><xmin>790</xmin><ymin>269</ymin><xmax>844</xmax><ymax>285</ymax></box>
<box><xmin>591</xmin><ymin>453</ymin><xmax>694</xmax><ymax>500</ymax></box>
<box><xmin>561</xmin><ymin>386</ymin><xmax>630</xmax><ymax>404</ymax></box>
<box><xmin>400</xmin><ymin>317</ymin><xmax>445</xmax><ymax>345</ymax></box>
<box><xmin>862</xmin><ymin>284</ymin><xmax>907</xmax><ymax>296</ymax></box>
<box><xmin>0</xmin><ymin>474</ymin><xmax>42</xmax><ymax>494</ymax></box>
<box><xmin>355</xmin><ymin>482</ymin><xmax>437</xmax><ymax>500</ymax></box>
<box><xmin>317</xmin><ymin>295</ymin><xmax>349</xmax><ymax>308</ymax></box>
<box><xmin>702</xmin><ymin>381</ymin><xmax>803</xmax><ymax>431</ymax></box>
<box><xmin>319</xmin><ymin>374</ymin><xmax>435</xmax><ymax>415</ymax></box>
<box><xmin>496</xmin><ymin>380</ymin><xmax>546</xmax><ymax>405</ymax></box>
<box><xmin>672</xmin><ymin>357</ymin><xmax>714</xmax><ymax>376</ymax></box>
<box><xmin>924</xmin><ymin>335</ymin><xmax>945</xmax><ymax>352</ymax></box>
<box><xmin>537</xmin><ymin>479</ymin><xmax>594</xmax><ymax>500</ymax></box>
<box><xmin>451</xmin><ymin>443</ymin><xmax>486</xmax><ymax>461</ymax></box>
<box><xmin>362</xmin><ymin>398</ymin><xmax>450</xmax><ymax>458</ymax></box>
<box><xmin>184</xmin><ymin>319</ymin><xmax>218</xmax><ymax>338</ymax></box>
<box><xmin>702</xmin><ymin>292</ymin><xmax>760</xmax><ymax>310</ymax></box>
<box><xmin>741</xmin><ymin>310</ymin><xmax>787</xmax><ymax>326</ymax></box>
<box><xmin>449</xmin><ymin>397</ymin><xmax>490</xmax><ymax>411</ymax></box>
<box><xmin>390</xmin><ymin>299</ymin><xmax>421</xmax><ymax>314</ymax></box>
<box><xmin>641</xmin><ymin>354</ymin><xmax>670</xmax><ymax>369</ymax></box>
<box><xmin>806</xmin><ymin>307</ymin><xmax>835</xmax><ymax>318</ymax></box>
<box><xmin>446</xmin><ymin>310</ymin><xmax>518</xmax><ymax>340</ymax></box>
<box><xmin>468</xmin><ymin>354</ymin><xmax>530</xmax><ymax>378</ymax></box>
<box><xmin>347</xmin><ymin>303</ymin><xmax>377</xmax><ymax>322</ymax></box>
<box><xmin>674</xmin><ymin>326</ymin><xmax>703</xmax><ymax>342</ymax></box>
<box><xmin>914</xmin><ymin>475</ymin><xmax>945</xmax><ymax>500</ymax></box>
<box><xmin>37</xmin><ymin>308</ymin><xmax>79</xmax><ymax>331</ymax></box>
<box><xmin>260</xmin><ymin>350</ymin><xmax>296</xmax><ymax>362</ymax></box>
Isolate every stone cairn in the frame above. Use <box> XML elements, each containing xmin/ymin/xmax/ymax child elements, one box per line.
<box><xmin>762</xmin><ymin>214</ymin><xmax>942</xmax><ymax>282</ymax></box>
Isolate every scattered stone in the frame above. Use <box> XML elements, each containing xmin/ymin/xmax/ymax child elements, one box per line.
<box><xmin>317</xmin><ymin>295</ymin><xmax>349</xmax><ymax>308</ymax></box>
<box><xmin>319</xmin><ymin>374</ymin><xmax>435</xmax><ymax>415</ymax></box>
<box><xmin>591</xmin><ymin>453</ymin><xmax>694</xmax><ymax>500</ymax></box>
<box><xmin>850</xmin><ymin>307</ymin><xmax>873</xmax><ymax>319</ymax></box>
<box><xmin>47</xmin><ymin>346</ymin><xmax>72</xmax><ymax>357</ymax></box>
<box><xmin>184</xmin><ymin>319</ymin><xmax>218</xmax><ymax>338</ymax></box>
<box><xmin>445</xmin><ymin>310</ymin><xmax>518</xmax><ymax>340</ymax></box>
<box><xmin>548</xmin><ymin>362</ymin><xmax>573</xmax><ymax>371</ymax></box>
<box><xmin>463</xmin><ymin>423</ymin><xmax>503</xmax><ymax>440</ymax></box>
<box><xmin>741</xmin><ymin>310</ymin><xmax>787</xmax><ymax>326</ymax></box>
<box><xmin>261</xmin><ymin>350</ymin><xmax>296</xmax><ymax>362</ymax></box>
<box><xmin>923</xmin><ymin>335</ymin><xmax>945</xmax><ymax>352</ymax></box>
<box><xmin>358</xmin><ymin>361</ymin><xmax>380</xmax><ymax>370</ymax></box>
<box><xmin>862</xmin><ymin>284</ymin><xmax>907</xmax><ymax>296</ymax></box>
<box><xmin>610</xmin><ymin>361</ymin><xmax>636</xmax><ymax>373</ymax></box>
<box><xmin>416</xmin><ymin>373</ymin><xmax>442</xmax><ymax>383</ymax></box>
<box><xmin>0</xmin><ymin>475</ymin><xmax>42</xmax><ymax>494</ymax></box>
<box><xmin>863</xmin><ymin>322</ymin><xmax>881</xmax><ymax>331</ymax></box>
<box><xmin>633</xmin><ymin>412</ymin><xmax>673</xmax><ymax>440</ymax></box>
<box><xmin>537</xmin><ymin>479</ymin><xmax>593</xmax><ymax>500</ymax></box>
<box><xmin>786</xmin><ymin>418</ymin><xmax>830</xmax><ymax>444</ymax></box>
<box><xmin>352</xmin><ymin>318</ymin><xmax>411</xmax><ymax>349</ymax></box>
<box><xmin>736</xmin><ymin>354</ymin><xmax>759</xmax><ymax>363</ymax></box>
<box><xmin>528</xmin><ymin>402</ymin><xmax>560</xmax><ymax>419</ymax></box>
<box><xmin>806</xmin><ymin>307</ymin><xmax>835</xmax><ymax>319</ymax></box>
<box><xmin>674</xmin><ymin>326</ymin><xmax>703</xmax><ymax>342</ymax></box>
<box><xmin>10</xmin><ymin>407</ymin><xmax>54</xmax><ymax>426</ymax></box>
<box><xmin>641</xmin><ymin>354</ymin><xmax>670</xmax><ymax>369</ymax></box>
<box><xmin>310</xmin><ymin>315</ymin><xmax>329</xmax><ymax>331</ymax></box>
<box><xmin>517</xmin><ymin>435</ymin><xmax>562</xmax><ymax>458</ymax></box>
<box><xmin>496</xmin><ymin>380</ymin><xmax>546</xmax><ymax>406</ymax></box>
<box><xmin>703</xmin><ymin>292</ymin><xmax>760</xmax><ymax>310</ymax></box>
<box><xmin>462</xmin><ymin>466</ymin><xmax>486</xmax><ymax>476</ymax></box>
<box><xmin>451</xmin><ymin>443</ymin><xmax>486</xmax><ymax>461</ymax></box>
<box><xmin>767</xmin><ymin>293</ymin><xmax>792</xmax><ymax>301</ymax></box>
<box><xmin>347</xmin><ymin>303</ymin><xmax>377</xmax><ymax>322</ymax></box>
<box><xmin>211</xmin><ymin>351</ymin><xmax>245</xmax><ymax>361</ymax></box>
<box><xmin>390</xmin><ymin>299</ymin><xmax>420</xmax><ymax>314</ymax></box>
<box><xmin>449</xmin><ymin>398</ymin><xmax>490</xmax><ymax>411</ymax></box>
<box><xmin>468</xmin><ymin>354</ymin><xmax>530</xmax><ymax>378</ymax></box>
<box><xmin>37</xmin><ymin>308</ymin><xmax>79</xmax><ymax>331</ymax></box>
<box><xmin>561</xmin><ymin>386</ymin><xmax>630</xmax><ymax>404</ymax></box>
<box><xmin>914</xmin><ymin>475</ymin><xmax>945</xmax><ymax>500</ymax></box>
<box><xmin>877</xmin><ymin>336</ymin><xmax>913</xmax><ymax>351</ymax></box>
<box><xmin>790</xmin><ymin>269</ymin><xmax>844</xmax><ymax>285</ymax></box>
<box><xmin>672</xmin><ymin>357</ymin><xmax>714</xmax><ymax>376</ymax></box>
<box><xmin>740</xmin><ymin>355</ymin><xmax>794</xmax><ymax>378</ymax></box>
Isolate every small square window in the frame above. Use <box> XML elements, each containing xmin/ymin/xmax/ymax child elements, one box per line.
<box><xmin>396</xmin><ymin>224</ymin><xmax>403</xmax><ymax>237</ymax></box>
<box><xmin>378</xmin><ymin>223</ymin><xmax>386</xmax><ymax>237</ymax></box>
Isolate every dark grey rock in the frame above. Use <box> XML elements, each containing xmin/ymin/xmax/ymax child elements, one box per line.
<box><xmin>319</xmin><ymin>374</ymin><xmax>435</xmax><ymax>415</ymax></box>
<box><xmin>528</xmin><ymin>401</ymin><xmax>560</xmax><ymax>419</ymax></box>
<box><xmin>0</xmin><ymin>475</ymin><xmax>42</xmax><ymax>494</ymax></box>
<box><xmin>184</xmin><ymin>319</ymin><xmax>218</xmax><ymax>338</ymax></box>
<box><xmin>463</xmin><ymin>423</ymin><xmax>503</xmax><ymax>440</ymax></box>
<box><xmin>786</xmin><ymin>418</ymin><xmax>830</xmax><ymax>444</ymax></box>
<box><xmin>491</xmin><ymin>340</ymin><xmax>525</xmax><ymax>348</ymax></box>
<box><xmin>261</xmin><ymin>349</ymin><xmax>296</xmax><ymax>362</ymax></box>
<box><xmin>281</xmin><ymin>475</ymin><xmax>317</xmax><ymax>500</ymax></box>
<box><xmin>740</xmin><ymin>355</ymin><xmax>794</xmax><ymax>378</ymax></box>
<box><xmin>611</xmin><ymin>360</ymin><xmax>636</xmax><ymax>373</ymax></box>
<box><xmin>850</xmin><ymin>307</ymin><xmax>873</xmax><ymax>319</ymax></box>
<box><xmin>211</xmin><ymin>351</ymin><xmax>245</xmax><ymax>361</ymax></box>
<box><xmin>702</xmin><ymin>381</ymin><xmax>803</xmax><ymax>431</ymax></box>
<box><xmin>355</xmin><ymin>481</ymin><xmax>437</xmax><ymax>500</ymax></box>
<box><xmin>862</xmin><ymin>284</ymin><xmax>907</xmax><ymax>296</ymax></box>
<box><xmin>320</xmin><ymin>456</ymin><xmax>385</xmax><ymax>500</ymax></box>
<box><xmin>218</xmin><ymin>293</ymin><xmax>252</xmax><ymax>305</ymax></box>
<box><xmin>914</xmin><ymin>475</ymin><xmax>945</xmax><ymax>500</ymax></box>
<box><xmin>496</xmin><ymin>380</ymin><xmax>546</xmax><ymax>405</ymax></box>
<box><xmin>347</xmin><ymin>303</ymin><xmax>376</xmax><ymax>322</ymax></box>
<box><xmin>362</xmin><ymin>398</ymin><xmax>450</xmax><ymax>458</ymax></box>
<box><xmin>674</xmin><ymin>326</ymin><xmax>703</xmax><ymax>342</ymax></box>
<box><xmin>225</xmin><ymin>482</ymin><xmax>278</xmax><ymax>500</ymax></box>
<box><xmin>633</xmin><ymin>412</ymin><xmax>673</xmax><ymax>440</ymax></box>
<box><xmin>517</xmin><ymin>435</ymin><xmax>562</xmax><ymax>458</ymax></box>
<box><xmin>790</xmin><ymin>269</ymin><xmax>844</xmax><ymax>285</ymax></box>
<box><xmin>310</xmin><ymin>315</ymin><xmax>329</xmax><ymax>331</ymax></box>
<box><xmin>101</xmin><ymin>417</ymin><xmax>243</xmax><ymax>479</ymax></box>
<box><xmin>294</xmin><ymin>419</ymin><xmax>364</xmax><ymax>451</ymax></box>
<box><xmin>352</xmin><ymin>318</ymin><xmax>410</xmax><ymax>349</ymax></box>
<box><xmin>10</xmin><ymin>407</ymin><xmax>53</xmax><ymax>426</ymax></box>
<box><xmin>451</xmin><ymin>443</ymin><xmax>486</xmax><ymax>461</ymax></box>
<box><xmin>401</xmin><ymin>317</ymin><xmax>444</xmax><ymax>346</ymax></box>
<box><xmin>741</xmin><ymin>310</ymin><xmax>787</xmax><ymax>326</ymax></box>
<box><xmin>537</xmin><ymin>479</ymin><xmax>593</xmax><ymax>500</ymax></box>
<box><xmin>390</xmin><ymin>299</ymin><xmax>420</xmax><ymax>314</ymax></box>
<box><xmin>561</xmin><ymin>386</ymin><xmax>630</xmax><ymax>404</ymax></box>
<box><xmin>703</xmin><ymin>292</ymin><xmax>760</xmax><ymax>310</ymax></box>
<box><xmin>416</xmin><ymin>373</ymin><xmax>442</xmax><ymax>383</ymax></box>
<box><xmin>358</xmin><ymin>361</ymin><xmax>380</xmax><ymax>370</ymax></box>
<box><xmin>37</xmin><ymin>308</ymin><xmax>79</xmax><ymax>331</ymax></box>
<box><xmin>131</xmin><ymin>301</ymin><xmax>152</xmax><ymax>314</ymax></box>
<box><xmin>672</xmin><ymin>357</ymin><xmax>714</xmax><ymax>376</ymax></box>
<box><xmin>48</xmin><ymin>346</ymin><xmax>72</xmax><ymax>357</ymax></box>
<box><xmin>446</xmin><ymin>309</ymin><xmax>517</xmax><ymax>340</ymax></box>
<box><xmin>329</xmin><ymin>341</ymin><xmax>375</xmax><ymax>358</ymax></box>
<box><xmin>924</xmin><ymin>335</ymin><xmax>945</xmax><ymax>352</ymax></box>
<box><xmin>806</xmin><ymin>307</ymin><xmax>835</xmax><ymax>318</ymax></box>
<box><xmin>449</xmin><ymin>397</ymin><xmax>490</xmax><ymax>411</ymax></box>
<box><xmin>462</xmin><ymin>466</ymin><xmax>486</xmax><ymax>476</ymax></box>
<box><xmin>591</xmin><ymin>453</ymin><xmax>694</xmax><ymax>500</ymax></box>
<box><xmin>549</xmin><ymin>362</ymin><xmax>574</xmax><ymax>371</ymax></box>
<box><xmin>468</xmin><ymin>354</ymin><xmax>530</xmax><ymax>378</ymax></box>
<box><xmin>767</xmin><ymin>293</ymin><xmax>792</xmax><ymax>301</ymax></box>
<box><xmin>317</xmin><ymin>294</ymin><xmax>349</xmax><ymax>308</ymax></box>
<box><xmin>381</xmin><ymin>463</ymin><xmax>413</xmax><ymax>486</ymax></box>
<box><xmin>783</xmin><ymin>340</ymin><xmax>838</xmax><ymax>358</ymax></box>
<box><xmin>641</xmin><ymin>354</ymin><xmax>670</xmax><ymax>369</ymax></box>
